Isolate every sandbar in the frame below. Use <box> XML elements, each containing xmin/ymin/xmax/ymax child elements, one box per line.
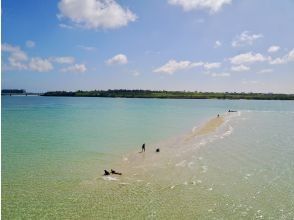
<box><xmin>185</xmin><ymin>116</ymin><xmax>224</xmax><ymax>141</ymax></box>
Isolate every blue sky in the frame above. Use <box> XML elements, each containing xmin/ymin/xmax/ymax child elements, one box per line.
<box><xmin>2</xmin><ymin>0</ymin><xmax>294</xmax><ymax>93</ymax></box>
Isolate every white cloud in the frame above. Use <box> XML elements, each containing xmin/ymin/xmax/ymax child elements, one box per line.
<box><xmin>2</xmin><ymin>43</ymin><xmax>87</xmax><ymax>73</ymax></box>
<box><xmin>269</xmin><ymin>48</ymin><xmax>294</xmax><ymax>65</ymax></box>
<box><xmin>60</xmin><ymin>64</ymin><xmax>87</xmax><ymax>73</ymax></box>
<box><xmin>232</xmin><ymin>31</ymin><xmax>263</xmax><ymax>47</ymax></box>
<box><xmin>231</xmin><ymin>65</ymin><xmax>250</xmax><ymax>72</ymax></box>
<box><xmin>214</xmin><ymin>40</ymin><xmax>222</xmax><ymax>48</ymax></box>
<box><xmin>2</xmin><ymin>44</ymin><xmax>28</xmax><ymax>61</ymax></box>
<box><xmin>191</xmin><ymin>62</ymin><xmax>204</xmax><ymax>67</ymax></box>
<box><xmin>77</xmin><ymin>45</ymin><xmax>96</xmax><ymax>51</ymax></box>
<box><xmin>51</xmin><ymin>56</ymin><xmax>75</xmax><ymax>64</ymax></box>
<box><xmin>106</xmin><ymin>54</ymin><xmax>128</xmax><ymax>65</ymax></box>
<box><xmin>153</xmin><ymin>60</ymin><xmax>200</xmax><ymax>74</ymax></box>
<box><xmin>29</xmin><ymin>58</ymin><xmax>54</xmax><ymax>72</ymax></box>
<box><xmin>2</xmin><ymin>44</ymin><xmax>52</xmax><ymax>72</ymax></box>
<box><xmin>2</xmin><ymin>43</ymin><xmax>28</xmax><ymax>70</ymax></box>
<box><xmin>168</xmin><ymin>0</ymin><xmax>232</xmax><ymax>13</ymax></box>
<box><xmin>287</xmin><ymin>49</ymin><xmax>294</xmax><ymax>62</ymax></box>
<box><xmin>269</xmin><ymin>57</ymin><xmax>286</xmax><ymax>65</ymax></box>
<box><xmin>211</xmin><ymin>72</ymin><xmax>230</xmax><ymax>77</ymax></box>
<box><xmin>58</xmin><ymin>0</ymin><xmax>137</xmax><ymax>29</ymax></box>
<box><xmin>26</xmin><ymin>40</ymin><xmax>36</xmax><ymax>48</ymax></box>
<box><xmin>229</xmin><ymin>52</ymin><xmax>268</xmax><ymax>65</ymax></box>
<box><xmin>59</xmin><ymin>23</ymin><xmax>74</xmax><ymax>29</ymax></box>
<box><xmin>267</xmin><ymin>45</ymin><xmax>280</xmax><ymax>53</ymax></box>
<box><xmin>258</xmin><ymin>69</ymin><xmax>273</xmax><ymax>74</ymax></box>
<box><xmin>7</xmin><ymin>57</ymin><xmax>28</xmax><ymax>70</ymax></box>
<box><xmin>153</xmin><ymin>60</ymin><xmax>222</xmax><ymax>74</ymax></box>
<box><xmin>204</xmin><ymin>62</ymin><xmax>221</xmax><ymax>70</ymax></box>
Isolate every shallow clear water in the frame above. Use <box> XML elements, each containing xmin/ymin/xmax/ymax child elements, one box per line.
<box><xmin>2</xmin><ymin>96</ymin><xmax>294</xmax><ymax>219</ymax></box>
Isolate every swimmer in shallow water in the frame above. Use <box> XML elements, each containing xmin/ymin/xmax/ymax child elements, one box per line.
<box><xmin>103</xmin><ymin>170</ymin><xmax>110</xmax><ymax>176</ymax></box>
<box><xmin>111</xmin><ymin>169</ymin><xmax>122</xmax><ymax>175</ymax></box>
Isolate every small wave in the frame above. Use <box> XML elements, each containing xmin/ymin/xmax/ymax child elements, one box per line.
<box><xmin>201</xmin><ymin>165</ymin><xmax>208</xmax><ymax>173</ymax></box>
<box><xmin>224</xmin><ymin>125</ymin><xmax>234</xmax><ymax>136</ymax></box>
<box><xmin>102</xmin><ymin>176</ymin><xmax>118</xmax><ymax>181</ymax></box>
<box><xmin>199</xmin><ymin>140</ymin><xmax>207</xmax><ymax>146</ymax></box>
<box><xmin>119</xmin><ymin>182</ymin><xmax>130</xmax><ymax>185</ymax></box>
<box><xmin>188</xmin><ymin>161</ymin><xmax>194</xmax><ymax>168</ymax></box>
<box><xmin>192</xmin><ymin>126</ymin><xmax>198</xmax><ymax>133</ymax></box>
<box><xmin>175</xmin><ymin>160</ymin><xmax>187</xmax><ymax>167</ymax></box>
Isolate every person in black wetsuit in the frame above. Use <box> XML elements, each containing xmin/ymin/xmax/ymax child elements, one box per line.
<box><xmin>111</xmin><ymin>169</ymin><xmax>122</xmax><ymax>175</ymax></box>
<box><xmin>104</xmin><ymin>170</ymin><xmax>110</xmax><ymax>176</ymax></box>
<box><xmin>141</xmin><ymin>143</ymin><xmax>145</xmax><ymax>152</ymax></box>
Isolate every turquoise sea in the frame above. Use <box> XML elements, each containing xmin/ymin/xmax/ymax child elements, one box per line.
<box><xmin>2</xmin><ymin>96</ymin><xmax>294</xmax><ymax>219</ymax></box>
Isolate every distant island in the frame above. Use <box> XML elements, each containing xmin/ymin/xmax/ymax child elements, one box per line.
<box><xmin>41</xmin><ymin>90</ymin><xmax>294</xmax><ymax>100</ymax></box>
<box><xmin>2</xmin><ymin>89</ymin><xmax>27</xmax><ymax>95</ymax></box>
<box><xmin>1</xmin><ymin>89</ymin><xmax>42</xmax><ymax>96</ymax></box>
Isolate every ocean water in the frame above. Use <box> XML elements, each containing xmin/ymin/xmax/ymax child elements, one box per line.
<box><xmin>2</xmin><ymin>96</ymin><xmax>294</xmax><ymax>219</ymax></box>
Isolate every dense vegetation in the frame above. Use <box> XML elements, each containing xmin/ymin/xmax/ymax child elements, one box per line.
<box><xmin>2</xmin><ymin>89</ymin><xmax>26</xmax><ymax>94</ymax></box>
<box><xmin>42</xmin><ymin>90</ymin><xmax>294</xmax><ymax>100</ymax></box>
<box><xmin>1</xmin><ymin>89</ymin><xmax>42</xmax><ymax>96</ymax></box>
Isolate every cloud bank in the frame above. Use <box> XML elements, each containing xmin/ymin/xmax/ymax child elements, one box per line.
<box><xmin>2</xmin><ymin>43</ymin><xmax>87</xmax><ymax>73</ymax></box>
<box><xmin>168</xmin><ymin>0</ymin><xmax>232</xmax><ymax>13</ymax></box>
<box><xmin>58</xmin><ymin>0</ymin><xmax>137</xmax><ymax>29</ymax></box>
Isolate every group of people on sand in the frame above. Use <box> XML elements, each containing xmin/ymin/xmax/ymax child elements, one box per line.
<box><xmin>103</xmin><ymin>143</ymin><xmax>160</xmax><ymax>176</ymax></box>
<box><xmin>140</xmin><ymin>143</ymin><xmax>160</xmax><ymax>153</ymax></box>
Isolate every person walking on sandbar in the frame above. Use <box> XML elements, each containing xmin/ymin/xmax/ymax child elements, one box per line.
<box><xmin>141</xmin><ymin>143</ymin><xmax>145</xmax><ymax>152</ymax></box>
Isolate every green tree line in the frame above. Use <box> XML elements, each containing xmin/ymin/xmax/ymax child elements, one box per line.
<box><xmin>41</xmin><ymin>90</ymin><xmax>294</xmax><ymax>100</ymax></box>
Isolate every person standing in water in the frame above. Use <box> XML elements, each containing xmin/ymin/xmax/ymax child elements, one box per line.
<box><xmin>141</xmin><ymin>143</ymin><xmax>145</xmax><ymax>152</ymax></box>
